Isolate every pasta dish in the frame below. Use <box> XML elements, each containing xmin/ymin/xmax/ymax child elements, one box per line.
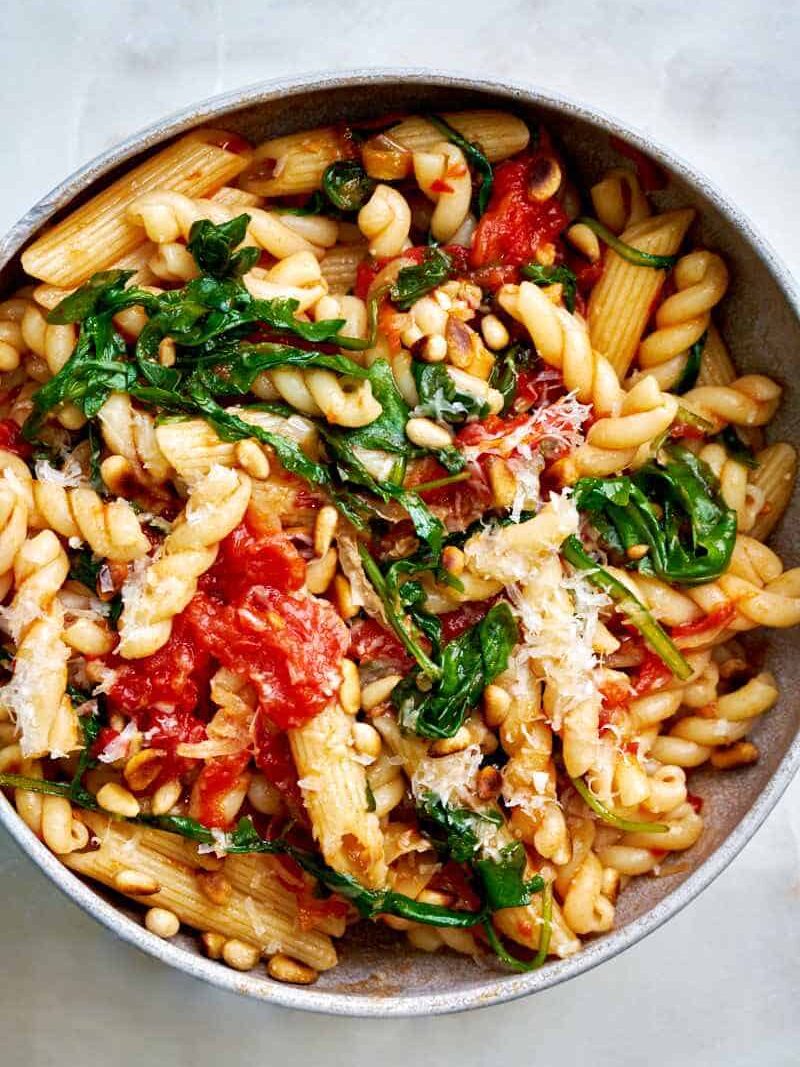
<box><xmin>0</xmin><ymin>109</ymin><xmax>796</xmax><ymax>984</ymax></box>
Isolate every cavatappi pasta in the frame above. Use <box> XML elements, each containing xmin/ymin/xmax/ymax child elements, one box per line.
<box><xmin>0</xmin><ymin>109</ymin><xmax>796</xmax><ymax>985</ymax></box>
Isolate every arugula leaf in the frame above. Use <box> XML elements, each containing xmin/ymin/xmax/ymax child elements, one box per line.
<box><xmin>428</xmin><ymin>114</ymin><xmax>494</xmax><ymax>216</ymax></box>
<box><xmin>393</xmin><ymin>602</ymin><xmax>518</xmax><ymax>738</ymax></box>
<box><xmin>417</xmin><ymin>790</ymin><xmax>501</xmax><ymax>863</ymax></box>
<box><xmin>412</xmin><ymin>361</ymin><xmax>489</xmax><ymax>424</ymax></box>
<box><xmin>186</xmin><ymin>215</ymin><xmax>260</xmax><ymax>279</ymax></box>
<box><xmin>321</xmin><ymin>160</ymin><xmax>375</xmax><ymax>212</ymax></box>
<box><xmin>573</xmin><ymin>443</ymin><xmax>737</xmax><ymax>585</ymax></box>
<box><xmin>570</xmin><ymin>774</ymin><xmax>668</xmax><ymax>833</ymax></box>
<box><xmin>521</xmin><ymin>262</ymin><xmax>578</xmax><ymax>313</ymax></box>
<box><xmin>390</xmin><ymin>248</ymin><xmax>453</xmax><ymax>310</ymax></box>
<box><xmin>87</xmin><ymin>422</ymin><xmax>106</xmax><ymax>496</ymax></box>
<box><xmin>68</xmin><ymin>548</ymin><xmax>101</xmax><ymax>590</ymax></box>
<box><xmin>674</xmin><ymin>331</ymin><xmax>706</xmax><ymax>394</ymax></box>
<box><xmin>475</xmin><ymin>842</ymin><xmax>544</xmax><ymax>911</ymax></box>
<box><xmin>47</xmin><ymin>270</ymin><xmax>155</xmax><ymax>325</ymax></box>
<box><xmin>576</xmin><ymin>216</ymin><xmax>679</xmax><ymax>269</ymax></box>
<box><xmin>714</xmin><ymin>425</ymin><xmax>759</xmax><ymax>469</ymax></box>
<box><xmin>190</xmin><ymin>343</ymin><xmax>369</xmax><ymax>398</ymax></box>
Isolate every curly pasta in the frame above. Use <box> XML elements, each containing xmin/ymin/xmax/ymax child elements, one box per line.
<box><xmin>413</xmin><ymin>142</ymin><xmax>472</xmax><ymax>243</ymax></box>
<box><xmin>117</xmin><ymin>466</ymin><xmax>251</xmax><ymax>658</ymax></box>
<box><xmin>358</xmin><ymin>184</ymin><xmax>412</xmax><ymax>257</ymax></box>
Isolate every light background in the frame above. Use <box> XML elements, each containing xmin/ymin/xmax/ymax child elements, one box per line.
<box><xmin>1</xmin><ymin>1</ymin><xmax>798</xmax><ymax>1062</ymax></box>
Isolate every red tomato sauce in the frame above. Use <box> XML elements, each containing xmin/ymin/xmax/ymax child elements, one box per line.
<box><xmin>670</xmin><ymin>603</ymin><xmax>736</xmax><ymax>640</ymax></box>
<box><xmin>194</xmin><ymin>752</ymin><xmax>250</xmax><ymax>828</ymax></box>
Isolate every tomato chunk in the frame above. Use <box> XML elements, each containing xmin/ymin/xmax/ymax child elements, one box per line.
<box><xmin>0</xmin><ymin>418</ymin><xmax>32</xmax><ymax>458</ymax></box>
<box><xmin>194</xmin><ymin>752</ymin><xmax>250</xmax><ymax>828</ymax></box>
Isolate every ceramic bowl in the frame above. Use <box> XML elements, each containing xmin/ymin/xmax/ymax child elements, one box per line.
<box><xmin>1</xmin><ymin>70</ymin><xmax>798</xmax><ymax>1016</ymax></box>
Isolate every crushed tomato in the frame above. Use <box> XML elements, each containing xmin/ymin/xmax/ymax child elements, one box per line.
<box><xmin>194</xmin><ymin>752</ymin><xmax>250</xmax><ymax>828</ymax></box>
<box><xmin>0</xmin><ymin>418</ymin><xmax>32</xmax><ymax>458</ymax></box>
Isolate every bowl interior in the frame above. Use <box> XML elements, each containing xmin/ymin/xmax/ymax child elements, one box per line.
<box><xmin>1</xmin><ymin>73</ymin><xmax>798</xmax><ymax>1015</ymax></box>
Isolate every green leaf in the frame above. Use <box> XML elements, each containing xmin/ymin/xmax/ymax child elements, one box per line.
<box><xmin>575</xmin><ymin>217</ymin><xmax>679</xmax><ymax>269</ymax></box>
<box><xmin>475</xmin><ymin>842</ymin><xmax>544</xmax><ymax>911</ymax></box>
<box><xmin>186</xmin><ymin>215</ymin><xmax>260</xmax><ymax>279</ymax></box>
<box><xmin>390</xmin><ymin>248</ymin><xmax>453</xmax><ymax>310</ymax></box>
<box><xmin>68</xmin><ymin>548</ymin><xmax>102</xmax><ymax>590</ymax></box>
<box><xmin>47</xmin><ymin>270</ymin><xmax>153</xmax><ymax>324</ymax></box>
<box><xmin>561</xmin><ymin>535</ymin><xmax>691</xmax><ymax>680</ymax></box>
<box><xmin>674</xmin><ymin>331</ymin><xmax>706</xmax><ymax>394</ymax></box>
<box><xmin>428</xmin><ymin>114</ymin><xmax>494</xmax><ymax>216</ymax></box>
<box><xmin>412</xmin><ymin>361</ymin><xmax>489</xmax><ymax>424</ymax></box>
<box><xmin>394</xmin><ymin>602</ymin><xmax>518</xmax><ymax>738</ymax></box>
<box><xmin>714</xmin><ymin>425</ymin><xmax>759</xmax><ymax>469</ymax></box>
<box><xmin>417</xmin><ymin>790</ymin><xmax>501</xmax><ymax>864</ymax></box>
<box><xmin>521</xmin><ymin>262</ymin><xmax>578</xmax><ymax>313</ymax></box>
<box><xmin>570</xmin><ymin>774</ymin><xmax>668</xmax><ymax>833</ymax></box>
<box><xmin>321</xmin><ymin>160</ymin><xmax>375</xmax><ymax>212</ymax></box>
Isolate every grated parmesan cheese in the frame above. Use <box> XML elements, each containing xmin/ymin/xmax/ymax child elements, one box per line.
<box><xmin>34</xmin><ymin>454</ymin><xmax>86</xmax><ymax>489</ymax></box>
<box><xmin>98</xmin><ymin>720</ymin><xmax>139</xmax><ymax>763</ymax></box>
<box><xmin>411</xmin><ymin>744</ymin><xmax>483</xmax><ymax>808</ymax></box>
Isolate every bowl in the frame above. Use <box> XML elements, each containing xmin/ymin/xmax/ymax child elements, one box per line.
<box><xmin>1</xmin><ymin>70</ymin><xmax>799</xmax><ymax>1017</ymax></box>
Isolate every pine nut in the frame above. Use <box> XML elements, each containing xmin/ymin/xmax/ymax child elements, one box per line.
<box><xmin>247</xmin><ymin>774</ymin><xmax>283</xmax><ymax>815</ymax></box>
<box><xmin>201</xmin><ymin>931</ymin><xmax>226</xmax><ymax>959</ymax></box>
<box><xmin>222</xmin><ymin>939</ymin><xmax>261</xmax><ymax>971</ymax></box>
<box><xmin>430</xmin><ymin>726</ymin><xmax>472</xmax><ymax>756</ymax></box>
<box><xmin>626</xmin><ymin>544</ymin><xmax>650</xmax><ymax>561</ymax></box>
<box><xmin>332</xmin><ymin>574</ymin><xmax>358</xmax><ymax>620</ymax></box>
<box><xmin>405</xmin><ymin>417</ymin><xmax>454</xmax><ymax>450</ymax></box>
<box><xmin>400</xmin><ymin>322</ymin><xmax>424</xmax><ymax>348</ymax></box>
<box><xmin>487</xmin><ymin>456</ymin><xmax>516</xmax><ymax>508</ymax></box>
<box><xmin>480</xmin><ymin>314</ymin><xmax>510</xmax><ymax>351</ymax></box>
<box><xmin>306</xmin><ymin>547</ymin><xmax>338</xmax><ymax>594</ymax></box>
<box><xmin>197</xmin><ymin>869</ymin><xmax>232</xmax><ymax>906</ymax></box>
<box><xmin>476</xmin><ymin>765</ymin><xmax>503</xmax><ymax>801</ymax></box>
<box><xmin>339</xmin><ymin>658</ymin><xmax>361</xmax><ymax>715</ymax></box>
<box><xmin>442</xmin><ymin>546</ymin><xmax>465</xmax><ymax>576</ymax></box>
<box><xmin>417</xmin><ymin>888</ymin><xmax>454</xmax><ymax>907</ymax></box>
<box><xmin>158</xmin><ymin>337</ymin><xmax>176</xmax><ymax>367</ymax></box>
<box><xmin>145</xmin><ymin>907</ymin><xmax>180</xmax><ymax>939</ymax></box>
<box><xmin>361</xmin><ymin>674</ymin><xmax>402</xmax><ymax>711</ymax></box>
<box><xmin>313</xmin><ymin>505</ymin><xmax>339</xmax><ymax>557</ymax></box>
<box><xmin>710</xmin><ymin>741</ymin><xmax>759</xmax><ymax>769</ymax></box>
<box><xmin>114</xmin><ymin>868</ymin><xmax>160</xmax><ymax>895</ymax></box>
<box><xmin>352</xmin><ymin>721</ymin><xmax>382</xmax><ymax>760</ymax></box>
<box><xmin>267</xmin><ymin>953</ymin><xmax>318</xmax><ymax>985</ymax></box>
<box><xmin>484</xmin><ymin>684</ymin><xmax>511</xmax><ymax>727</ymax></box>
<box><xmin>420</xmin><ymin>334</ymin><xmax>447</xmax><ymax>363</ymax></box>
<box><xmin>235</xmin><ymin>439</ymin><xmax>270</xmax><ymax>480</ymax></box>
<box><xmin>150</xmin><ymin>778</ymin><xmax>182</xmax><ymax>816</ymax></box>
<box><xmin>566</xmin><ymin>222</ymin><xmax>601</xmax><ymax>263</ymax></box>
<box><xmin>97</xmin><ymin>782</ymin><xmax>140</xmax><ymax>818</ymax></box>
<box><xmin>124</xmin><ymin>748</ymin><xmax>165</xmax><ymax>792</ymax></box>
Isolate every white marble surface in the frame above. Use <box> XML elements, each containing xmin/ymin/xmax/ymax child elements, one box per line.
<box><xmin>1</xmin><ymin>1</ymin><xmax>799</xmax><ymax>1062</ymax></box>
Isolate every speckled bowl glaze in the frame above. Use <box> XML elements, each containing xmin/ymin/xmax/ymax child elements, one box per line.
<box><xmin>0</xmin><ymin>71</ymin><xmax>798</xmax><ymax>1017</ymax></box>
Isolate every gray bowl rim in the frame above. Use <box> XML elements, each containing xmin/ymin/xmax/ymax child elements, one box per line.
<box><xmin>0</xmin><ymin>68</ymin><xmax>798</xmax><ymax>1018</ymax></box>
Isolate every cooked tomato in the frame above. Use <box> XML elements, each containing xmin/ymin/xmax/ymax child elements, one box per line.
<box><xmin>670</xmin><ymin>603</ymin><xmax>736</xmax><ymax>640</ymax></box>
<box><xmin>200</xmin><ymin>514</ymin><xmax>306</xmax><ymax>602</ymax></box>
<box><xmin>348</xmin><ymin>617</ymin><xmax>411</xmax><ymax>671</ymax></box>
<box><xmin>186</xmin><ymin>586</ymin><xmax>348</xmax><ymax>730</ymax></box>
<box><xmin>470</xmin><ymin>141</ymin><xmax>569</xmax><ymax>270</ymax></box>
<box><xmin>105</xmin><ymin>613</ymin><xmax>213</xmax><ymax>718</ymax></box>
<box><xmin>669</xmin><ymin>421</ymin><xmax>707</xmax><ymax>442</ymax></box>
<box><xmin>0</xmin><ymin>418</ymin><xmax>32</xmax><ymax>458</ymax></box>
<box><xmin>272</xmin><ymin>855</ymin><xmax>349</xmax><ymax>931</ymax></box>
<box><xmin>252</xmin><ymin>716</ymin><xmax>307</xmax><ymax>822</ymax></box>
<box><xmin>633</xmin><ymin>650</ymin><xmax>674</xmax><ymax>696</ymax></box>
<box><xmin>687</xmin><ymin>792</ymin><xmax>704</xmax><ymax>814</ymax></box>
<box><xmin>194</xmin><ymin>752</ymin><xmax>250</xmax><ymax>828</ymax></box>
<box><xmin>439</xmin><ymin>598</ymin><xmax>498</xmax><ymax>644</ymax></box>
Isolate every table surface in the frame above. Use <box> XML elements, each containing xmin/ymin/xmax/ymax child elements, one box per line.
<box><xmin>2</xmin><ymin>2</ymin><xmax>799</xmax><ymax>1062</ymax></box>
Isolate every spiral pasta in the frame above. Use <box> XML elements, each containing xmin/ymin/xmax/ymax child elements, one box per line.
<box><xmin>117</xmin><ymin>465</ymin><xmax>251</xmax><ymax>658</ymax></box>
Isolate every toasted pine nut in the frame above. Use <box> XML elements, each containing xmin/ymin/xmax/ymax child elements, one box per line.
<box><xmin>201</xmin><ymin>931</ymin><xmax>227</xmax><ymax>959</ymax></box>
<box><xmin>100</xmin><ymin>455</ymin><xmax>138</xmax><ymax>496</ymax></box>
<box><xmin>476</xmin><ymin>765</ymin><xmax>503</xmax><ymax>801</ymax></box>
<box><xmin>158</xmin><ymin>337</ymin><xmax>176</xmax><ymax>367</ymax></box>
<box><xmin>145</xmin><ymin>907</ymin><xmax>180</xmax><ymax>939</ymax></box>
<box><xmin>430</xmin><ymin>726</ymin><xmax>472</xmax><ymax>756</ymax></box>
<box><xmin>626</xmin><ymin>544</ymin><xmax>650</xmax><ymax>561</ymax></box>
<box><xmin>339</xmin><ymin>658</ymin><xmax>361</xmax><ymax>716</ymax></box>
<box><xmin>150</xmin><ymin>778</ymin><xmax>182</xmax><ymax>816</ymax></box>
<box><xmin>420</xmin><ymin>334</ymin><xmax>448</xmax><ymax>363</ymax></box>
<box><xmin>197</xmin><ymin>869</ymin><xmax>232</xmax><ymax>906</ymax></box>
<box><xmin>442</xmin><ymin>545</ymin><xmax>465</xmax><ymax>576</ymax></box>
<box><xmin>114</xmin><ymin>868</ymin><xmax>160</xmax><ymax>895</ymax></box>
<box><xmin>566</xmin><ymin>222</ymin><xmax>601</xmax><ymax>263</ymax></box>
<box><xmin>405</xmin><ymin>417</ymin><xmax>454</xmax><ymax>450</ymax></box>
<box><xmin>222</xmin><ymin>939</ymin><xmax>261</xmax><ymax>971</ymax></box>
<box><xmin>313</xmin><ymin>505</ymin><xmax>339</xmax><ymax>557</ymax></box>
<box><xmin>710</xmin><ymin>741</ymin><xmax>760</xmax><ymax>769</ymax></box>
<box><xmin>267</xmin><ymin>953</ymin><xmax>318</xmax><ymax>985</ymax></box>
<box><xmin>306</xmin><ymin>547</ymin><xmax>338</xmax><ymax>594</ymax></box>
<box><xmin>235</xmin><ymin>439</ymin><xmax>270</xmax><ymax>480</ymax></box>
<box><xmin>247</xmin><ymin>774</ymin><xmax>283</xmax><ymax>815</ymax></box>
<box><xmin>332</xmin><ymin>574</ymin><xmax>358</xmax><ymax>620</ymax></box>
<box><xmin>417</xmin><ymin>888</ymin><xmax>454</xmax><ymax>907</ymax></box>
<box><xmin>352</xmin><ymin>721</ymin><xmax>382</xmax><ymax>760</ymax></box>
<box><xmin>527</xmin><ymin>157</ymin><xmax>562</xmax><ymax>202</ymax></box>
<box><xmin>97</xmin><ymin>782</ymin><xmax>140</xmax><ymax>818</ymax></box>
<box><xmin>361</xmin><ymin>674</ymin><xmax>402</xmax><ymax>711</ymax></box>
<box><xmin>124</xmin><ymin>748</ymin><xmax>166</xmax><ymax>792</ymax></box>
<box><xmin>480</xmin><ymin>314</ymin><xmax>510</xmax><ymax>351</ymax></box>
<box><xmin>483</xmin><ymin>684</ymin><xmax>511</xmax><ymax>727</ymax></box>
<box><xmin>487</xmin><ymin>456</ymin><xmax>516</xmax><ymax>508</ymax></box>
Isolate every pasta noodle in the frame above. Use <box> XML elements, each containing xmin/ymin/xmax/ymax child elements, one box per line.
<box><xmin>0</xmin><ymin>106</ymin><xmax>795</xmax><ymax>984</ymax></box>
